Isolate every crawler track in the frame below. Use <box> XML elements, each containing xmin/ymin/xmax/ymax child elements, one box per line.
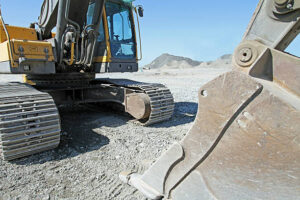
<box><xmin>102</xmin><ymin>79</ymin><xmax>175</xmax><ymax>126</ymax></box>
<box><xmin>0</xmin><ymin>83</ymin><xmax>61</xmax><ymax>161</ymax></box>
<box><xmin>26</xmin><ymin>74</ymin><xmax>175</xmax><ymax>126</ymax></box>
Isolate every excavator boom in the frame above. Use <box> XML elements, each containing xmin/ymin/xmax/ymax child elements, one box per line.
<box><xmin>120</xmin><ymin>0</ymin><xmax>300</xmax><ymax>199</ymax></box>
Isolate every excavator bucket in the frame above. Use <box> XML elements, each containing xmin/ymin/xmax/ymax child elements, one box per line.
<box><xmin>120</xmin><ymin>0</ymin><xmax>300</xmax><ymax>199</ymax></box>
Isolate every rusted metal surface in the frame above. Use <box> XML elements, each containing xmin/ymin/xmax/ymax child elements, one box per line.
<box><xmin>120</xmin><ymin>0</ymin><xmax>300</xmax><ymax>198</ymax></box>
<box><xmin>121</xmin><ymin>71</ymin><xmax>300</xmax><ymax>199</ymax></box>
<box><xmin>125</xmin><ymin>93</ymin><xmax>151</xmax><ymax>120</ymax></box>
<box><xmin>243</xmin><ymin>0</ymin><xmax>300</xmax><ymax>51</ymax></box>
<box><xmin>102</xmin><ymin>79</ymin><xmax>174</xmax><ymax>125</ymax></box>
<box><xmin>234</xmin><ymin>41</ymin><xmax>300</xmax><ymax>98</ymax></box>
<box><xmin>169</xmin><ymin>73</ymin><xmax>300</xmax><ymax>200</ymax></box>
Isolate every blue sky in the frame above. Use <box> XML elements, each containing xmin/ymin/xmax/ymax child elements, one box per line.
<box><xmin>1</xmin><ymin>0</ymin><xmax>299</xmax><ymax>66</ymax></box>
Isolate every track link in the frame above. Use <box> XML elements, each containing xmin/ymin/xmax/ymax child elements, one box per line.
<box><xmin>26</xmin><ymin>75</ymin><xmax>174</xmax><ymax>126</ymax></box>
<box><xmin>102</xmin><ymin>79</ymin><xmax>175</xmax><ymax>126</ymax></box>
<box><xmin>138</xmin><ymin>84</ymin><xmax>174</xmax><ymax>125</ymax></box>
<box><xmin>0</xmin><ymin>83</ymin><xmax>61</xmax><ymax>161</ymax></box>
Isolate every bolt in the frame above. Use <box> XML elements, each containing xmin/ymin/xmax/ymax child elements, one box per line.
<box><xmin>287</xmin><ymin>3</ymin><xmax>293</xmax><ymax>9</ymax></box>
<box><xmin>200</xmin><ymin>90</ymin><xmax>208</xmax><ymax>97</ymax></box>
<box><xmin>238</xmin><ymin>48</ymin><xmax>253</xmax><ymax>63</ymax></box>
<box><xmin>18</xmin><ymin>46</ymin><xmax>24</xmax><ymax>52</ymax></box>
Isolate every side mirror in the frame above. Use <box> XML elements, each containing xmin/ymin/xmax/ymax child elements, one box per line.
<box><xmin>137</xmin><ymin>6</ymin><xmax>144</xmax><ymax>17</ymax></box>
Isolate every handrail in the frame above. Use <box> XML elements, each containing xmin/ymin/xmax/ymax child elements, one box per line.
<box><xmin>0</xmin><ymin>8</ymin><xmax>16</xmax><ymax>67</ymax></box>
<box><xmin>134</xmin><ymin>7</ymin><xmax>142</xmax><ymax>61</ymax></box>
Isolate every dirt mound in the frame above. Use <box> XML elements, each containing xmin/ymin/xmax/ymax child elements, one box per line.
<box><xmin>199</xmin><ymin>54</ymin><xmax>232</xmax><ymax>68</ymax></box>
<box><xmin>143</xmin><ymin>54</ymin><xmax>232</xmax><ymax>70</ymax></box>
<box><xmin>144</xmin><ymin>53</ymin><xmax>202</xmax><ymax>70</ymax></box>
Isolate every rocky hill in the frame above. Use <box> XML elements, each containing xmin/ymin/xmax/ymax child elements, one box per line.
<box><xmin>143</xmin><ymin>53</ymin><xmax>202</xmax><ymax>70</ymax></box>
<box><xmin>143</xmin><ymin>53</ymin><xmax>232</xmax><ymax>70</ymax></box>
<box><xmin>199</xmin><ymin>54</ymin><xmax>232</xmax><ymax>68</ymax></box>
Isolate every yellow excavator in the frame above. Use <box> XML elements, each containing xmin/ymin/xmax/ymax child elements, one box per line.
<box><xmin>0</xmin><ymin>0</ymin><xmax>174</xmax><ymax>161</ymax></box>
<box><xmin>1</xmin><ymin>0</ymin><xmax>299</xmax><ymax>199</ymax></box>
<box><xmin>120</xmin><ymin>0</ymin><xmax>300</xmax><ymax>199</ymax></box>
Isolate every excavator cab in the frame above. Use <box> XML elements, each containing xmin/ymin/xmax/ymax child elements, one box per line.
<box><xmin>87</xmin><ymin>0</ymin><xmax>141</xmax><ymax>72</ymax></box>
<box><xmin>105</xmin><ymin>2</ymin><xmax>136</xmax><ymax>59</ymax></box>
<box><xmin>0</xmin><ymin>0</ymin><xmax>142</xmax><ymax>74</ymax></box>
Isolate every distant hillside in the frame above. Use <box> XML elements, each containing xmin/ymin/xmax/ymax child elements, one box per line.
<box><xmin>199</xmin><ymin>54</ymin><xmax>232</xmax><ymax>68</ymax></box>
<box><xmin>143</xmin><ymin>53</ymin><xmax>202</xmax><ymax>70</ymax></box>
<box><xmin>143</xmin><ymin>53</ymin><xmax>232</xmax><ymax>70</ymax></box>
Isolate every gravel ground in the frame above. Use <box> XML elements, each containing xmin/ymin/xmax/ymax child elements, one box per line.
<box><xmin>0</xmin><ymin>67</ymin><xmax>230</xmax><ymax>200</ymax></box>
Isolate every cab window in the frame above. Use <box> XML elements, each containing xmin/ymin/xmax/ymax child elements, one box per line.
<box><xmin>106</xmin><ymin>2</ymin><xmax>136</xmax><ymax>59</ymax></box>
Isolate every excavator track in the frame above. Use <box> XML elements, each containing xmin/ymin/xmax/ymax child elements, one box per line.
<box><xmin>26</xmin><ymin>74</ymin><xmax>175</xmax><ymax>126</ymax></box>
<box><xmin>101</xmin><ymin>79</ymin><xmax>174</xmax><ymax>126</ymax></box>
<box><xmin>0</xmin><ymin>83</ymin><xmax>61</xmax><ymax>161</ymax></box>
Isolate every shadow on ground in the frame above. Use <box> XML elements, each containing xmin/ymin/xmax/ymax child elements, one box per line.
<box><xmin>12</xmin><ymin>104</ymin><xmax>129</xmax><ymax>165</ymax></box>
<box><xmin>12</xmin><ymin>102</ymin><xmax>197</xmax><ymax>165</ymax></box>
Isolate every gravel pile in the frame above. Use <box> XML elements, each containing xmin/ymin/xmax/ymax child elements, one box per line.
<box><xmin>0</xmin><ymin>67</ymin><xmax>229</xmax><ymax>200</ymax></box>
<box><xmin>143</xmin><ymin>53</ymin><xmax>202</xmax><ymax>70</ymax></box>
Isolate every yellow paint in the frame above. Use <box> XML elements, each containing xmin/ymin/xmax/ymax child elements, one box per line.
<box><xmin>102</xmin><ymin>8</ymin><xmax>112</xmax><ymax>62</ymax></box>
<box><xmin>94</xmin><ymin>56</ymin><xmax>110</xmax><ymax>63</ymax></box>
<box><xmin>92</xmin><ymin>9</ymin><xmax>113</xmax><ymax>64</ymax></box>
<box><xmin>0</xmin><ymin>41</ymin><xmax>10</xmax><ymax>61</ymax></box>
<box><xmin>92</xmin><ymin>4</ymin><xmax>139</xmax><ymax>64</ymax></box>
<box><xmin>0</xmin><ymin>17</ymin><xmax>17</xmax><ymax>67</ymax></box>
<box><xmin>0</xmin><ymin>40</ymin><xmax>55</xmax><ymax>69</ymax></box>
<box><xmin>11</xmin><ymin>39</ymin><xmax>55</xmax><ymax>61</ymax></box>
<box><xmin>0</xmin><ymin>25</ymin><xmax>37</xmax><ymax>43</ymax></box>
<box><xmin>66</xmin><ymin>42</ymin><xmax>75</xmax><ymax>65</ymax></box>
<box><xmin>22</xmin><ymin>75</ymin><xmax>36</xmax><ymax>85</ymax></box>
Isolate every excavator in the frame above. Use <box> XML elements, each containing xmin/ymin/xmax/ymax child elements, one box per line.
<box><xmin>1</xmin><ymin>0</ymin><xmax>299</xmax><ymax>198</ymax></box>
<box><xmin>120</xmin><ymin>0</ymin><xmax>300</xmax><ymax>199</ymax></box>
<box><xmin>0</xmin><ymin>0</ymin><xmax>174</xmax><ymax>161</ymax></box>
